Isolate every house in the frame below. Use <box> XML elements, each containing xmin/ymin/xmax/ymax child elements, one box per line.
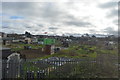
<box><xmin>38</xmin><ymin>38</ymin><xmax>44</xmax><ymax>44</ymax></box>
<box><xmin>0</xmin><ymin>33</ymin><xmax>13</xmax><ymax>45</ymax></box>
<box><xmin>32</xmin><ymin>37</ymin><xmax>38</xmax><ymax>43</ymax></box>
<box><xmin>43</xmin><ymin>38</ymin><xmax>55</xmax><ymax>45</ymax></box>
<box><xmin>24</xmin><ymin>38</ymin><xmax>32</xmax><ymax>44</ymax></box>
<box><xmin>0</xmin><ymin>32</ymin><xmax>7</xmax><ymax>38</ymax></box>
<box><xmin>61</xmin><ymin>41</ymin><xmax>69</xmax><ymax>47</ymax></box>
<box><xmin>12</xmin><ymin>39</ymin><xmax>20</xmax><ymax>43</ymax></box>
<box><xmin>12</xmin><ymin>36</ymin><xmax>24</xmax><ymax>43</ymax></box>
<box><xmin>1</xmin><ymin>37</ymin><xmax>13</xmax><ymax>45</ymax></box>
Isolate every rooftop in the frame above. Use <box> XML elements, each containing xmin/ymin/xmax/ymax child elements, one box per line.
<box><xmin>0</xmin><ymin>47</ymin><xmax>11</xmax><ymax>50</ymax></box>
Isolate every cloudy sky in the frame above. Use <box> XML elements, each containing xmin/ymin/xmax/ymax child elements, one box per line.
<box><xmin>1</xmin><ymin>0</ymin><xmax>119</xmax><ymax>36</ymax></box>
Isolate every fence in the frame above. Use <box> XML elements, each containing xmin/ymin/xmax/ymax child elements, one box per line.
<box><xmin>2</xmin><ymin>56</ymin><xmax>118</xmax><ymax>79</ymax></box>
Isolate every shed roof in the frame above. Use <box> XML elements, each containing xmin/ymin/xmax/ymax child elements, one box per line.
<box><xmin>0</xmin><ymin>47</ymin><xmax>11</xmax><ymax>50</ymax></box>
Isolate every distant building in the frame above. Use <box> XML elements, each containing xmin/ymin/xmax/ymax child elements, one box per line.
<box><xmin>12</xmin><ymin>39</ymin><xmax>20</xmax><ymax>43</ymax></box>
<box><xmin>61</xmin><ymin>41</ymin><xmax>69</xmax><ymax>47</ymax></box>
<box><xmin>32</xmin><ymin>37</ymin><xmax>38</xmax><ymax>43</ymax></box>
<box><xmin>0</xmin><ymin>32</ymin><xmax>11</xmax><ymax>45</ymax></box>
<box><xmin>1</xmin><ymin>37</ymin><xmax>13</xmax><ymax>45</ymax></box>
<box><xmin>38</xmin><ymin>38</ymin><xmax>44</xmax><ymax>44</ymax></box>
<box><xmin>24</xmin><ymin>38</ymin><xmax>32</xmax><ymax>44</ymax></box>
<box><xmin>43</xmin><ymin>38</ymin><xmax>55</xmax><ymax>45</ymax></box>
<box><xmin>0</xmin><ymin>32</ymin><xmax>7</xmax><ymax>38</ymax></box>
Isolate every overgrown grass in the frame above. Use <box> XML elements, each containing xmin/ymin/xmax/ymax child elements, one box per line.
<box><xmin>5</xmin><ymin>43</ymin><xmax>44</xmax><ymax>51</ymax></box>
<box><xmin>33</xmin><ymin>45</ymin><xmax>98</xmax><ymax>61</ymax></box>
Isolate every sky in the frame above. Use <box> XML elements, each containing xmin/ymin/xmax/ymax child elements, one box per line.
<box><xmin>1</xmin><ymin>0</ymin><xmax>119</xmax><ymax>36</ymax></box>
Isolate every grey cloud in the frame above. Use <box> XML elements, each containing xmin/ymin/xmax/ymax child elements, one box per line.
<box><xmin>89</xmin><ymin>29</ymin><xmax>98</xmax><ymax>33</ymax></box>
<box><xmin>34</xmin><ymin>29</ymin><xmax>39</xmax><ymax>31</ymax></box>
<box><xmin>99</xmin><ymin>2</ymin><xmax>117</xmax><ymax>8</ymax></box>
<box><xmin>49</xmin><ymin>27</ymin><xmax>58</xmax><ymax>30</ymax></box>
<box><xmin>2</xmin><ymin>2</ymin><xmax>38</xmax><ymax>15</ymax></box>
<box><xmin>2</xmin><ymin>2</ymin><xmax>115</xmax><ymax>35</ymax></box>
<box><xmin>48</xmin><ymin>27</ymin><xmax>58</xmax><ymax>33</ymax></box>
<box><xmin>2</xmin><ymin>26</ymin><xmax>9</xmax><ymax>28</ymax></box>
<box><xmin>65</xmin><ymin>15</ymin><xmax>76</xmax><ymax>20</ymax></box>
<box><xmin>2</xmin><ymin>2</ymin><xmax>64</xmax><ymax>19</ymax></box>
<box><xmin>113</xmin><ymin>19</ymin><xmax>118</xmax><ymax>25</ymax></box>
<box><xmin>41</xmin><ymin>3</ymin><xmax>63</xmax><ymax>18</ymax></box>
<box><xmin>104</xmin><ymin>27</ymin><xmax>113</xmax><ymax>31</ymax></box>
<box><xmin>37</xmin><ymin>24</ymin><xmax>43</xmax><ymax>27</ymax></box>
<box><xmin>64</xmin><ymin>20</ymin><xmax>91</xmax><ymax>27</ymax></box>
<box><xmin>2</xmin><ymin>2</ymin><xmax>92</xmax><ymax>28</ymax></box>
<box><xmin>107</xmin><ymin>9</ymin><xmax>118</xmax><ymax>18</ymax></box>
<box><xmin>98</xmin><ymin>2</ymin><xmax>118</xmax><ymax>18</ymax></box>
<box><xmin>103</xmin><ymin>27</ymin><xmax>118</xmax><ymax>35</ymax></box>
<box><xmin>0</xmin><ymin>3</ymin><xmax>2</xmax><ymax>13</ymax></box>
<box><xmin>24</xmin><ymin>25</ymin><xmax>31</xmax><ymax>28</ymax></box>
<box><xmin>63</xmin><ymin>15</ymin><xmax>93</xmax><ymax>27</ymax></box>
<box><xmin>2</xmin><ymin>2</ymin><xmax>67</xmax><ymax>24</ymax></box>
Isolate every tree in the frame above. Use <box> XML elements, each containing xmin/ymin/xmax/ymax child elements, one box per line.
<box><xmin>85</xmin><ymin>33</ymin><xmax>90</xmax><ymax>37</ymax></box>
<box><xmin>25</xmin><ymin>31</ymin><xmax>31</xmax><ymax>38</ymax></box>
<box><xmin>92</xmin><ymin>35</ymin><xmax>96</xmax><ymax>38</ymax></box>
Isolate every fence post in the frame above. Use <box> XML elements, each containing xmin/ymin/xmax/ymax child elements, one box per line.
<box><xmin>31</xmin><ymin>71</ymin><xmax>34</xmax><ymax>79</ymax></box>
<box><xmin>2</xmin><ymin>60</ymin><xmax>7</xmax><ymax>79</ymax></box>
<box><xmin>37</xmin><ymin>70</ymin><xmax>45</xmax><ymax>79</ymax></box>
<box><xmin>26</xmin><ymin>71</ymin><xmax>34</xmax><ymax>79</ymax></box>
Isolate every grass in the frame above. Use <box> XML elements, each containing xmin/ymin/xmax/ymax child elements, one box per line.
<box><xmin>5</xmin><ymin>43</ymin><xmax>117</xmax><ymax>60</ymax></box>
<box><xmin>33</xmin><ymin>45</ymin><xmax>98</xmax><ymax>61</ymax></box>
<box><xmin>21</xmin><ymin>43</ymin><xmax>118</xmax><ymax>78</ymax></box>
<box><xmin>23</xmin><ymin>63</ymin><xmax>42</xmax><ymax>78</ymax></box>
<box><xmin>5</xmin><ymin>43</ymin><xmax>44</xmax><ymax>51</ymax></box>
<box><xmin>99</xmin><ymin>49</ymin><xmax>117</xmax><ymax>54</ymax></box>
<box><xmin>33</xmin><ymin>45</ymin><xmax>113</xmax><ymax>60</ymax></box>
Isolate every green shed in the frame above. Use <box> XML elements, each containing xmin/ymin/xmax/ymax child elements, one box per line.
<box><xmin>43</xmin><ymin>38</ymin><xmax>55</xmax><ymax>45</ymax></box>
